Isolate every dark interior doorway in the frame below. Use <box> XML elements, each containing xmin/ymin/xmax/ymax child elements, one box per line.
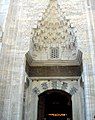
<box><xmin>37</xmin><ymin>89</ymin><xmax>72</xmax><ymax>120</ymax></box>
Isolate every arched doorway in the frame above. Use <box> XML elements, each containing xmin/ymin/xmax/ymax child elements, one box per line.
<box><xmin>37</xmin><ymin>89</ymin><xmax>72</xmax><ymax>120</ymax></box>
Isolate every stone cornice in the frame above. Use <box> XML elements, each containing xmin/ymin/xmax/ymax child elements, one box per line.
<box><xmin>25</xmin><ymin>50</ymin><xmax>82</xmax><ymax>66</ymax></box>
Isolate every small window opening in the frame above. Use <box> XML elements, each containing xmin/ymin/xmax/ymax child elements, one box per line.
<box><xmin>50</xmin><ymin>47</ymin><xmax>59</xmax><ymax>59</ymax></box>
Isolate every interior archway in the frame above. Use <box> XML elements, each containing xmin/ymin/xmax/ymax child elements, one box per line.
<box><xmin>37</xmin><ymin>89</ymin><xmax>72</xmax><ymax>120</ymax></box>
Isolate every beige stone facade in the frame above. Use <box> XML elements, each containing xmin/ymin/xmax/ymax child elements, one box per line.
<box><xmin>0</xmin><ymin>0</ymin><xmax>95</xmax><ymax>120</ymax></box>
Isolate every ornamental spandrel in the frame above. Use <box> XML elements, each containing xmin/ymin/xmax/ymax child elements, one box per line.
<box><xmin>29</xmin><ymin>0</ymin><xmax>78</xmax><ymax>60</ymax></box>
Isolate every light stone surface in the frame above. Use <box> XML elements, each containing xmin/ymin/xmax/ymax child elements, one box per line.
<box><xmin>0</xmin><ymin>0</ymin><xmax>95</xmax><ymax>120</ymax></box>
<box><xmin>0</xmin><ymin>0</ymin><xmax>10</xmax><ymax>30</ymax></box>
<box><xmin>24</xmin><ymin>79</ymin><xmax>84</xmax><ymax>120</ymax></box>
<box><xmin>29</xmin><ymin>0</ymin><xmax>78</xmax><ymax>61</ymax></box>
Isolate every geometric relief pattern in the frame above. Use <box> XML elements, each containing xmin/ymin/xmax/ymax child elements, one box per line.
<box><xmin>41</xmin><ymin>82</ymin><xmax>48</xmax><ymax>90</ymax></box>
<box><xmin>51</xmin><ymin>81</ymin><xmax>58</xmax><ymax>89</ymax></box>
<box><xmin>61</xmin><ymin>82</ymin><xmax>68</xmax><ymax>90</ymax></box>
<box><xmin>32</xmin><ymin>80</ymin><xmax>78</xmax><ymax>95</ymax></box>
<box><xmin>32</xmin><ymin>87</ymin><xmax>40</xmax><ymax>95</ymax></box>
<box><xmin>69</xmin><ymin>86</ymin><xmax>78</xmax><ymax>95</ymax></box>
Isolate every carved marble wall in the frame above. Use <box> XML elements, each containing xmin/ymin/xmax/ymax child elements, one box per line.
<box><xmin>24</xmin><ymin>78</ymin><xmax>85</xmax><ymax>120</ymax></box>
<box><xmin>29</xmin><ymin>0</ymin><xmax>78</xmax><ymax>60</ymax></box>
<box><xmin>0</xmin><ymin>0</ymin><xmax>95</xmax><ymax>120</ymax></box>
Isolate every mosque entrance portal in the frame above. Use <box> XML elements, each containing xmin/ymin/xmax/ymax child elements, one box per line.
<box><xmin>37</xmin><ymin>90</ymin><xmax>72</xmax><ymax>120</ymax></box>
